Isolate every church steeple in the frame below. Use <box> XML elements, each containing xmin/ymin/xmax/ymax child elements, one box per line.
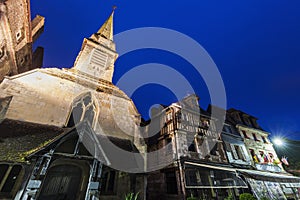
<box><xmin>97</xmin><ymin>6</ymin><xmax>116</xmax><ymax>40</ymax></box>
<box><xmin>72</xmin><ymin>7</ymin><xmax>118</xmax><ymax>82</ymax></box>
<box><xmin>90</xmin><ymin>6</ymin><xmax>116</xmax><ymax>44</ymax></box>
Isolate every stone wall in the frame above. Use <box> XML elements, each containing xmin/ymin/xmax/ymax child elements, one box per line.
<box><xmin>0</xmin><ymin>0</ymin><xmax>44</xmax><ymax>82</ymax></box>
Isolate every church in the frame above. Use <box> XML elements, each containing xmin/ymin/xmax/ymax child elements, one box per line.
<box><xmin>0</xmin><ymin>5</ymin><xmax>146</xmax><ymax>200</ymax></box>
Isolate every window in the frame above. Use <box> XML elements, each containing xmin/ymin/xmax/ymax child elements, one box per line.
<box><xmin>188</xmin><ymin>141</ymin><xmax>196</xmax><ymax>152</ymax></box>
<box><xmin>224</xmin><ymin>142</ymin><xmax>231</xmax><ymax>152</ymax></box>
<box><xmin>268</xmin><ymin>153</ymin><xmax>274</xmax><ymax>163</ymax></box>
<box><xmin>259</xmin><ymin>151</ymin><xmax>264</xmax><ymax>163</ymax></box>
<box><xmin>1</xmin><ymin>165</ymin><xmax>22</xmax><ymax>193</ymax></box>
<box><xmin>243</xmin><ymin>117</ymin><xmax>251</xmax><ymax>126</ymax></box>
<box><xmin>230</xmin><ymin>144</ymin><xmax>238</xmax><ymax>159</ymax></box>
<box><xmin>0</xmin><ymin>164</ymin><xmax>22</xmax><ymax>198</ymax></box>
<box><xmin>261</xmin><ymin>136</ymin><xmax>268</xmax><ymax>143</ymax></box>
<box><xmin>166</xmin><ymin>138</ymin><xmax>173</xmax><ymax>155</ymax></box>
<box><xmin>210</xmin><ymin>142</ymin><xmax>218</xmax><ymax>156</ymax></box>
<box><xmin>251</xmin><ymin>119</ymin><xmax>259</xmax><ymax>128</ymax></box>
<box><xmin>0</xmin><ymin>45</ymin><xmax>5</xmax><ymax>60</ymax></box>
<box><xmin>67</xmin><ymin>93</ymin><xmax>97</xmax><ymax>128</ymax></box>
<box><xmin>223</xmin><ymin>125</ymin><xmax>232</xmax><ymax>133</ymax></box>
<box><xmin>234</xmin><ymin>113</ymin><xmax>241</xmax><ymax>122</ymax></box>
<box><xmin>166</xmin><ymin>112</ymin><xmax>172</xmax><ymax>122</ymax></box>
<box><xmin>252</xmin><ymin>133</ymin><xmax>259</xmax><ymax>141</ymax></box>
<box><xmin>249</xmin><ymin>149</ymin><xmax>259</xmax><ymax>163</ymax></box>
<box><xmin>0</xmin><ymin>164</ymin><xmax>9</xmax><ymax>182</ymax></box>
<box><xmin>166</xmin><ymin>172</ymin><xmax>178</xmax><ymax>194</ymax></box>
<box><xmin>38</xmin><ymin>164</ymin><xmax>85</xmax><ymax>200</ymax></box>
<box><xmin>234</xmin><ymin>145</ymin><xmax>244</xmax><ymax>160</ymax></box>
<box><xmin>16</xmin><ymin>28</ymin><xmax>23</xmax><ymax>42</ymax></box>
<box><xmin>101</xmin><ymin>170</ymin><xmax>116</xmax><ymax>195</ymax></box>
<box><xmin>242</xmin><ymin>131</ymin><xmax>249</xmax><ymax>139</ymax></box>
<box><xmin>201</xmin><ymin>119</ymin><xmax>209</xmax><ymax>128</ymax></box>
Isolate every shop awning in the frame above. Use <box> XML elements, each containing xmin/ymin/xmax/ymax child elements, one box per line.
<box><xmin>184</xmin><ymin>161</ymin><xmax>248</xmax><ymax>189</ymax></box>
<box><xmin>237</xmin><ymin>169</ymin><xmax>300</xmax><ymax>184</ymax></box>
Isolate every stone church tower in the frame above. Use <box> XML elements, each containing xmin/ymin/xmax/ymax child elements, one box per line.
<box><xmin>0</xmin><ymin>7</ymin><xmax>144</xmax><ymax>168</ymax></box>
<box><xmin>0</xmin><ymin>0</ymin><xmax>44</xmax><ymax>82</ymax></box>
<box><xmin>73</xmin><ymin>8</ymin><xmax>118</xmax><ymax>82</ymax></box>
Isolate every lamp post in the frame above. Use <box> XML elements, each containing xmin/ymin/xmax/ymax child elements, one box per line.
<box><xmin>273</xmin><ymin>138</ymin><xmax>284</xmax><ymax>146</ymax></box>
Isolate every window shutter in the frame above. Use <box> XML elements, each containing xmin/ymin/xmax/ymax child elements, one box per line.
<box><xmin>230</xmin><ymin>144</ymin><xmax>238</xmax><ymax>159</ymax></box>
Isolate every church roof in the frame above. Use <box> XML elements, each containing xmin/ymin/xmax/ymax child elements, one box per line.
<box><xmin>0</xmin><ymin>119</ymin><xmax>65</xmax><ymax>162</ymax></box>
<box><xmin>96</xmin><ymin>7</ymin><xmax>116</xmax><ymax>41</ymax></box>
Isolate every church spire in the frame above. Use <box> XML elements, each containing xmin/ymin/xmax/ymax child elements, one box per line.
<box><xmin>72</xmin><ymin>6</ymin><xmax>118</xmax><ymax>82</ymax></box>
<box><xmin>97</xmin><ymin>6</ymin><xmax>116</xmax><ymax>40</ymax></box>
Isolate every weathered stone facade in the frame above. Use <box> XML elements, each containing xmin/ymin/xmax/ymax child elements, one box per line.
<box><xmin>0</xmin><ymin>0</ymin><xmax>44</xmax><ymax>82</ymax></box>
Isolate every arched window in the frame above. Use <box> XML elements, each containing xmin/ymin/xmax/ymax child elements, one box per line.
<box><xmin>67</xmin><ymin>93</ymin><xmax>97</xmax><ymax>128</ymax></box>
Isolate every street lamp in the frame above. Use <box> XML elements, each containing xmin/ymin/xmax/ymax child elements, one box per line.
<box><xmin>273</xmin><ymin>138</ymin><xmax>284</xmax><ymax>146</ymax></box>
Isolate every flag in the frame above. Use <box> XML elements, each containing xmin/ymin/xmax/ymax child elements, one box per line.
<box><xmin>263</xmin><ymin>154</ymin><xmax>270</xmax><ymax>163</ymax></box>
<box><xmin>253</xmin><ymin>155</ymin><xmax>259</xmax><ymax>163</ymax></box>
<box><xmin>281</xmin><ymin>156</ymin><xmax>289</xmax><ymax>166</ymax></box>
<box><xmin>273</xmin><ymin>158</ymin><xmax>281</xmax><ymax>165</ymax></box>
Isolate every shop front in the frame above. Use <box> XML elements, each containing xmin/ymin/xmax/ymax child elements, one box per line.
<box><xmin>238</xmin><ymin>169</ymin><xmax>300</xmax><ymax>200</ymax></box>
<box><xmin>184</xmin><ymin>162</ymin><xmax>250</xmax><ymax>199</ymax></box>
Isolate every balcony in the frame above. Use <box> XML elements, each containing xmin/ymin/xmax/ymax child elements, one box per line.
<box><xmin>255</xmin><ymin>163</ymin><xmax>282</xmax><ymax>172</ymax></box>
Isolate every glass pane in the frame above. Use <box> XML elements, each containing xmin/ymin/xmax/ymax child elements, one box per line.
<box><xmin>1</xmin><ymin>165</ymin><xmax>22</xmax><ymax>193</ymax></box>
<box><xmin>0</xmin><ymin>164</ymin><xmax>9</xmax><ymax>182</ymax></box>
<box><xmin>38</xmin><ymin>165</ymin><xmax>83</xmax><ymax>200</ymax></box>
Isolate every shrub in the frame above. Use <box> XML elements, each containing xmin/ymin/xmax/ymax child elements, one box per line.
<box><xmin>187</xmin><ymin>194</ymin><xmax>197</xmax><ymax>200</ymax></box>
<box><xmin>239</xmin><ymin>193</ymin><xmax>256</xmax><ymax>200</ymax></box>
<box><xmin>125</xmin><ymin>192</ymin><xmax>139</xmax><ymax>200</ymax></box>
<box><xmin>225</xmin><ymin>194</ymin><xmax>234</xmax><ymax>200</ymax></box>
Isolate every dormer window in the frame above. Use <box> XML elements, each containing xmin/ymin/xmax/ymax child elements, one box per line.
<box><xmin>223</xmin><ymin>125</ymin><xmax>232</xmax><ymax>133</ymax></box>
<box><xmin>251</xmin><ymin>118</ymin><xmax>259</xmax><ymax>128</ymax></box>
<box><xmin>234</xmin><ymin>113</ymin><xmax>241</xmax><ymax>122</ymax></box>
<box><xmin>243</xmin><ymin>117</ymin><xmax>252</xmax><ymax>127</ymax></box>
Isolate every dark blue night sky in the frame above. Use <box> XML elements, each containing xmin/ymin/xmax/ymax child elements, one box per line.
<box><xmin>31</xmin><ymin>0</ymin><xmax>300</xmax><ymax>140</ymax></box>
